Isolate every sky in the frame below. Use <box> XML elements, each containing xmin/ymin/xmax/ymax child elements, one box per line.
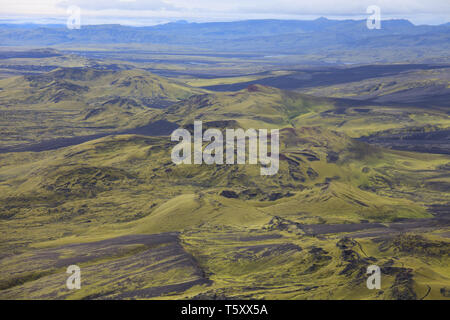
<box><xmin>0</xmin><ymin>0</ymin><xmax>449</xmax><ymax>26</ymax></box>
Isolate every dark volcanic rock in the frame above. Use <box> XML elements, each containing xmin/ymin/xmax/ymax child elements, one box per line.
<box><xmin>220</xmin><ymin>190</ymin><xmax>239</xmax><ymax>198</ymax></box>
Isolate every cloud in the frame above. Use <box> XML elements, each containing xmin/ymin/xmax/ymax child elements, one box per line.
<box><xmin>56</xmin><ymin>0</ymin><xmax>176</xmax><ymax>11</ymax></box>
<box><xmin>165</xmin><ymin>0</ymin><xmax>450</xmax><ymax>15</ymax></box>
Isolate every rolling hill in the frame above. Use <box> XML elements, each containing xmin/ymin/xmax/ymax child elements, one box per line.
<box><xmin>0</xmin><ymin>53</ymin><xmax>448</xmax><ymax>300</ymax></box>
<box><xmin>0</xmin><ymin>67</ymin><xmax>205</xmax><ymax>149</ymax></box>
<box><xmin>0</xmin><ymin>123</ymin><xmax>448</xmax><ymax>299</ymax></box>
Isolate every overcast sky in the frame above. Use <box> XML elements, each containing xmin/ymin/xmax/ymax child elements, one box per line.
<box><xmin>0</xmin><ymin>0</ymin><xmax>449</xmax><ymax>26</ymax></box>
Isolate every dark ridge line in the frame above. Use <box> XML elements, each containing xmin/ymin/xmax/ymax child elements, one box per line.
<box><xmin>201</xmin><ymin>64</ymin><xmax>449</xmax><ymax>92</ymax></box>
<box><xmin>0</xmin><ymin>120</ymin><xmax>179</xmax><ymax>154</ymax></box>
<box><xmin>420</xmin><ymin>285</ymin><xmax>432</xmax><ymax>300</ymax></box>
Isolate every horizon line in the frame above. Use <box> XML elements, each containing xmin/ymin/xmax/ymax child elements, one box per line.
<box><xmin>1</xmin><ymin>17</ymin><xmax>449</xmax><ymax>28</ymax></box>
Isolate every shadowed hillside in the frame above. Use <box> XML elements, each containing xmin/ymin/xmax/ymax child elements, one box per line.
<box><xmin>0</xmin><ymin>67</ymin><xmax>205</xmax><ymax>149</ymax></box>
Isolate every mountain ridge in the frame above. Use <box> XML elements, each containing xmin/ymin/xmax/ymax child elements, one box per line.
<box><xmin>1</xmin><ymin>19</ymin><xmax>448</xmax><ymax>56</ymax></box>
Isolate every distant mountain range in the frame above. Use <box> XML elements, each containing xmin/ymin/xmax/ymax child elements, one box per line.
<box><xmin>1</xmin><ymin>18</ymin><xmax>449</xmax><ymax>57</ymax></box>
